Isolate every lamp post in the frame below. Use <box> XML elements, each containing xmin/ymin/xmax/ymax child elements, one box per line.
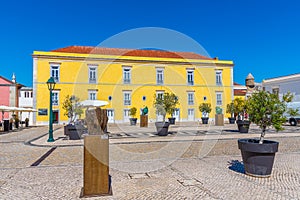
<box><xmin>46</xmin><ymin>77</ymin><xmax>56</xmax><ymax>142</ymax></box>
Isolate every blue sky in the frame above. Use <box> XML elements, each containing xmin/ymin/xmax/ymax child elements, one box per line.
<box><xmin>1</xmin><ymin>0</ymin><xmax>300</xmax><ymax>87</ymax></box>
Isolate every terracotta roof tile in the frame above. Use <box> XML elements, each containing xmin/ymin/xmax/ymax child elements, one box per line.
<box><xmin>51</xmin><ymin>46</ymin><xmax>213</xmax><ymax>60</ymax></box>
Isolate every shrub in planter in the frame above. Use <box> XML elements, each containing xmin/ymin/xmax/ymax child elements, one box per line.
<box><xmin>238</xmin><ymin>91</ymin><xmax>293</xmax><ymax>177</ymax></box>
<box><xmin>226</xmin><ymin>102</ymin><xmax>235</xmax><ymax>124</ymax></box>
<box><xmin>25</xmin><ymin>118</ymin><xmax>29</xmax><ymax>127</ymax></box>
<box><xmin>234</xmin><ymin>98</ymin><xmax>250</xmax><ymax>133</ymax></box>
<box><xmin>199</xmin><ymin>103</ymin><xmax>212</xmax><ymax>124</ymax></box>
<box><xmin>14</xmin><ymin>116</ymin><xmax>20</xmax><ymax>129</ymax></box>
<box><xmin>129</xmin><ymin>107</ymin><xmax>137</xmax><ymax>125</ymax></box>
<box><xmin>153</xmin><ymin>92</ymin><xmax>179</xmax><ymax>135</ymax></box>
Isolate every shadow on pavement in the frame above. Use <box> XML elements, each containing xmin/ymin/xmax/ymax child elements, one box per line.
<box><xmin>228</xmin><ymin>160</ymin><xmax>245</xmax><ymax>174</ymax></box>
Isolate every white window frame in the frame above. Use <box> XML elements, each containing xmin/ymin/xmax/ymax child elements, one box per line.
<box><xmin>156</xmin><ymin>91</ymin><xmax>164</xmax><ymax>100</ymax></box>
<box><xmin>187</xmin><ymin>92</ymin><xmax>194</xmax><ymax>105</ymax></box>
<box><xmin>123</xmin><ymin>91</ymin><xmax>131</xmax><ymax>106</ymax></box>
<box><xmin>88</xmin><ymin>65</ymin><xmax>97</xmax><ymax>83</ymax></box>
<box><xmin>187</xmin><ymin>70</ymin><xmax>194</xmax><ymax>85</ymax></box>
<box><xmin>216</xmin><ymin>92</ymin><xmax>223</xmax><ymax>106</ymax></box>
<box><xmin>123</xmin><ymin>66</ymin><xmax>132</xmax><ymax>84</ymax></box>
<box><xmin>50</xmin><ymin>64</ymin><xmax>60</xmax><ymax>82</ymax></box>
<box><xmin>52</xmin><ymin>91</ymin><xmax>59</xmax><ymax>106</ymax></box>
<box><xmin>88</xmin><ymin>90</ymin><xmax>97</xmax><ymax>100</ymax></box>
<box><xmin>156</xmin><ymin>68</ymin><xmax>164</xmax><ymax>85</ymax></box>
<box><xmin>216</xmin><ymin>70</ymin><xmax>222</xmax><ymax>86</ymax></box>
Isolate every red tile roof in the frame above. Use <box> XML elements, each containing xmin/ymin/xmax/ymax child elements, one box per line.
<box><xmin>234</xmin><ymin>90</ymin><xmax>247</xmax><ymax>96</ymax></box>
<box><xmin>51</xmin><ymin>46</ymin><xmax>214</xmax><ymax>60</ymax></box>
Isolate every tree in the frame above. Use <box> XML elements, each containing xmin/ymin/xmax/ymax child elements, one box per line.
<box><xmin>233</xmin><ymin>98</ymin><xmax>247</xmax><ymax>120</ymax></box>
<box><xmin>247</xmin><ymin>91</ymin><xmax>293</xmax><ymax>144</ymax></box>
<box><xmin>153</xmin><ymin>92</ymin><xmax>179</xmax><ymax>122</ymax></box>
<box><xmin>226</xmin><ymin>102</ymin><xmax>235</xmax><ymax>118</ymax></box>
<box><xmin>198</xmin><ymin>103</ymin><xmax>212</xmax><ymax>118</ymax></box>
<box><xmin>62</xmin><ymin>95</ymin><xmax>83</xmax><ymax>124</ymax></box>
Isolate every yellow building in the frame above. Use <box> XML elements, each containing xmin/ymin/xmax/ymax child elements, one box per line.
<box><xmin>32</xmin><ymin>46</ymin><xmax>234</xmax><ymax>125</ymax></box>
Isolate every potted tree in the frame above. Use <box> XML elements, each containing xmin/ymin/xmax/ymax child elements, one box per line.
<box><xmin>167</xmin><ymin>94</ymin><xmax>179</xmax><ymax>125</ymax></box>
<box><xmin>14</xmin><ymin>116</ymin><xmax>20</xmax><ymax>129</ymax></box>
<box><xmin>199</xmin><ymin>103</ymin><xmax>212</xmax><ymax>124</ymax></box>
<box><xmin>129</xmin><ymin>107</ymin><xmax>137</xmax><ymax>125</ymax></box>
<box><xmin>238</xmin><ymin>91</ymin><xmax>293</xmax><ymax>177</ymax></box>
<box><xmin>234</xmin><ymin>98</ymin><xmax>250</xmax><ymax>133</ymax></box>
<box><xmin>226</xmin><ymin>101</ymin><xmax>235</xmax><ymax>124</ymax></box>
<box><xmin>25</xmin><ymin>118</ymin><xmax>29</xmax><ymax>127</ymax></box>
<box><xmin>153</xmin><ymin>92</ymin><xmax>179</xmax><ymax>136</ymax></box>
<box><xmin>62</xmin><ymin>95</ymin><xmax>84</xmax><ymax>139</ymax></box>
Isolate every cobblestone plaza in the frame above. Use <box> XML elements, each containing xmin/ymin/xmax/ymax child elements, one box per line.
<box><xmin>1</xmin><ymin>123</ymin><xmax>300</xmax><ymax>199</ymax></box>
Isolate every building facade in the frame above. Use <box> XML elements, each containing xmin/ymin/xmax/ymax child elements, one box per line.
<box><xmin>262</xmin><ymin>73</ymin><xmax>300</xmax><ymax>101</ymax></box>
<box><xmin>32</xmin><ymin>46</ymin><xmax>234</xmax><ymax>125</ymax></box>
<box><xmin>18</xmin><ymin>87</ymin><xmax>34</xmax><ymax>124</ymax></box>
<box><xmin>0</xmin><ymin>74</ymin><xmax>23</xmax><ymax>120</ymax></box>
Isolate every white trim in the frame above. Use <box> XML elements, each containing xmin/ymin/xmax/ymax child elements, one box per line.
<box><xmin>263</xmin><ymin>73</ymin><xmax>300</xmax><ymax>83</ymax></box>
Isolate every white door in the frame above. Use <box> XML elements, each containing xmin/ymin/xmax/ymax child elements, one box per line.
<box><xmin>188</xmin><ymin>109</ymin><xmax>194</xmax><ymax>121</ymax></box>
<box><xmin>173</xmin><ymin>108</ymin><xmax>180</xmax><ymax>122</ymax></box>
<box><xmin>107</xmin><ymin>109</ymin><xmax>114</xmax><ymax>123</ymax></box>
<box><xmin>123</xmin><ymin>109</ymin><xmax>130</xmax><ymax>122</ymax></box>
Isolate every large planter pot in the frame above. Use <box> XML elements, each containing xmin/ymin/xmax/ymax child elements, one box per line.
<box><xmin>155</xmin><ymin>122</ymin><xmax>170</xmax><ymax>136</ymax></box>
<box><xmin>201</xmin><ymin>117</ymin><xmax>209</xmax><ymax>124</ymax></box>
<box><xmin>238</xmin><ymin>139</ymin><xmax>279</xmax><ymax>177</ymax></box>
<box><xmin>25</xmin><ymin>121</ymin><xmax>29</xmax><ymax>127</ymax></box>
<box><xmin>15</xmin><ymin>122</ymin><xmax>19</xmax><ymax>129</ymax></box>
<box><xmin>129</xmin><ymin>118</ymin><xmax>137</xmax><ymax>126</ymax></box>
<box><xmin>168</xmin><ymin>117</ymin><xmax>176</xmax><ymax>125</ymax></box>
<box><xmin>64</xmin><ymin>124</ymin><xmax>83</xmax><ymax>140</ymax></box>
<box><xmin>237</xmin><ymin>120</ymin><xmax>250</xmax><ymax>133</ymax></box>
<box><xmin>228</xmin><ymin>117</ymin><xmax>236</xmax><ymax>124</ymax></box>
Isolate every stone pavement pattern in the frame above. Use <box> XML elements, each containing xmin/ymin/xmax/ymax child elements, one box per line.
<box><xmin>1</xmin><ymin>124</ymin><xmax>300</xmax><ymax>199</ymax></box>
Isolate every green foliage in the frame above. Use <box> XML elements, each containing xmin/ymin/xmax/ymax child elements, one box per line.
<box><xmin>62</xmin><ymin>95</ymin><xmax>83</xmax><ymax>124</ymax></box>
<box><xmin>153</xmin><ymin>92</ymin><xmax>179</xmax><ymax>121</ymax></box>
<box><xmin>247</xmin><ymin>91</ymin><xmax>293</xmax><ymax>143</ymax></box>
<box><xmin>233</xmin><ymin>98</ymin><xmax>247</xmax><ymax>119</ymax></box>
<box><xmin>226</xmin><ymin>102</ymin><xmax>235</xmax><ymax>117</ymax></box>
<box><xmin>129</xmin><ymin>107</ymin><xmax>137</xmax><ymax>118</ymax></box>
<box><xmin>287</xmin><ymin>108</ymin><xmax>299</xmax><ymax>117</ymax></box>
<box><xmin>199</xmin><ymin>103</ymin><xmax>212</xmax><ymax>117</ymax></box>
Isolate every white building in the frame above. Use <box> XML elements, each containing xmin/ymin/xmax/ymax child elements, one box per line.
<box><xmin>262</xmin><ymin>73</ymin><xmax>300</xmax><ymax>101</ymax></box>
<box><xmin>19</xmin><ymin>87</ymin><xmax>34</xmax><ymax>125</ymax></box>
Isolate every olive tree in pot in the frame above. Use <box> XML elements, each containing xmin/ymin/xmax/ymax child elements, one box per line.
<box><xmin>226</xmin><ymin>101</ymin><xmax>235</xmax><ymax>124</ymax></box>
<box><xmin>238</xmin><ymin>91</ymin><xmax>293</xmax><ymax>177</ymax></box>
<box><xmin>199</xmin><ymin>103</ymin><xmax>212</xmax><ymax>124</ymax></box>
<box><xmin>129</xmin><ymin>107</ymin><xmax>137</xmax><ymax>125</ymax></box>
<box><xmin>62</xmin><ymin>95</ymin><xmax>84</xmax><ymax>139</ymax></box>
<box><xmin>234</xmin><ymin>98</ymin><xmax>250</xmax><ymax>133</ymax></box>
<box><xmin>153</xmin><ymin>92</ymin><xmax>179</xmax><ymax>136</ymax></box>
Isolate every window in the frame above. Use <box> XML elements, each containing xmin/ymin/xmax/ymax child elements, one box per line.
<box><xmin>124</xmin><ymin>92</ymin><xmax>131</xmax><ymax>105</ymax></box>
<box><xmin>216</xmin><ymin>70</ymin><xmax>222</xmax><ymax>85</ymax></box>
<box><xmin>88</xmin><ymin>90</ymin><xmax>97</xmax><ymax>100</ymax></box>
<box><xmin>156</xmin><ymin>91</ymin><xmax>164</xmax><ymax>100</ymax></box>
<box><xmin>156</xmin><ymin>68</ymin><xmax>164</xmax><ymax>85</ymax></box>
<box><xmin>272</xmin><ymin>88</ymin><xmax>279</xmax><ymax>96</ymax></box>
<box><xmin>123</xmin><ymin>66</ymin><xmax>131</xmax><ymax>84</ymax></box>
<box><xmin>52</xmin><ymin>92</ymin><xmax>59</xmax><ymax>105</ymax></box>
<box><xmin>187</xmin><ymin>70</ymin><xmax>194</xmax><ymax>85</ymax></box>
<box><xmin>216</xmin><ymin>92</ymin><xmax>223</xmax><ymax>106</ymax></box>
<box><xmin>188</xmin><ymin>92</ymin><xmax>194</xmax><ymax>105</ymax></box>
<box><xmin>50</xmin><ymin>64</ymin><xmax>60</xmax><ymax>82</ymax></box>
<box><xmin>89</xmin><ymin>66</ymin><xmax>97</xmax><ymax>83</ymax></box>
<box><xmin>24</xmin><ymin>91</ymin><xmax>30</xmax><ymax>98</ymax></box>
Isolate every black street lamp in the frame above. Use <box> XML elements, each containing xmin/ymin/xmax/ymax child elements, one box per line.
<box><xmin>46</xmin><ymin>77</ymin><xmax>56</xmax><ymax>142</ymax></box>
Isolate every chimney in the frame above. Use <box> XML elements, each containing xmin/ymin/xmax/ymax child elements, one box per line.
<box><xmin>12</xmin><ymin>73</ymin><xmax>16</xmax><ymax>83</ymax></box>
